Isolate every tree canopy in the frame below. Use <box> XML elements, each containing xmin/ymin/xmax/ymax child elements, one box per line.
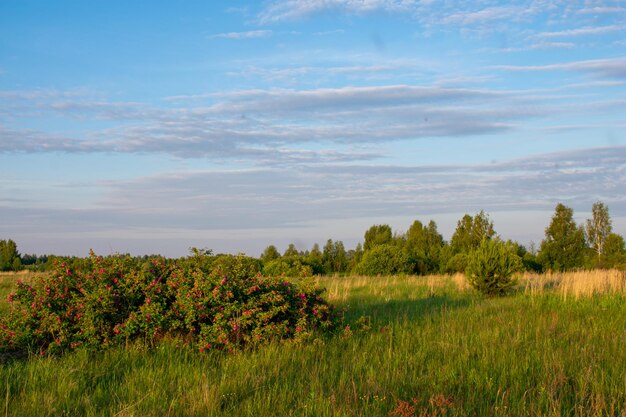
<box><xmin>538</xmin><ymin>203</ymin><xmax>586</xmax><ymax>271</ymax></box>
<box><xmin>0</xmin><ymin>239</ymin><xmax>21</xmax><ymax>271</ymax></box>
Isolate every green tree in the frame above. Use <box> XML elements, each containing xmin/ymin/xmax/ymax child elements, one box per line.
<box><xmin>263</xmin><ymin>257</ymin><xmax>313</xmax><ymax>277</ymax></box>
<box><xmin>283</xmin><ymin>243</ymin><xmax>299</xmax><ymax>257</ymax></box>
<box><xmin>585</xmin><ymin>201</ymin><xmax>612</xmax><ymax>261</ymax></box>
<box><xmin>349</xmin><ymin>243</ymin><xmax>364</xmax><ymax>272</ymax></box>
<box><xmin>538</xmin><ymin>203</ymin><xmax>586</xmax><ymax>271</ymax></box>
<box><xmin>363</xmin><ymin>224</ymin><xmax>392</xmax><ymax>251</ymax></box>
<box><xmin>322</xmin><ymin>239</ymin><xmax>348</xmax><ymax>274</ymax></box>
<box><xmin>304</xmin><ymin>243</ymin><xmax>324</xmax><ymax>275</ymax></box>
<box><xmin>466</xmin><ymin>238</ymin><xmax>522</xmax><ymax>296</ymax></box>
<box><xmin>260</xmin><ymin>245</ymin><xmax>281</xmax><ymax>263</ymax></box>
<box><xmin>450</xmin><ymin>211</ymin><xmax>495</xmax><ymax>254</ymax></box>
<box><xmin>405</xmin><ymin>220</ymin><xmax>444</xmax><ymax>274</ymax></box>
<box><xmin>601</xmin><ymin>233</ymin><xmax>626</xmax><ymax>269</ymax></box>
<box><xmin>0</xmin><ymin>239</ymin><xmax>21</xmax><ymax>272</ymax></box>
<box><xmin>332</xmin><ymin>241</ymin><xmax>347</xmax><ymax>273</ymax></box>
<box><xmin>322</xmin><ymin>239</ymin><xmax>334</xmax><ymax>273</ymax></box>
<box><xmin>445</xmin><ymin>211</ymin><xmax>495</xmax><ymax>272</ymax></box>
<box><xmin>354</xmin><ymin>244</ymin><xmax>411</xmax><ymax>276</ymax></box>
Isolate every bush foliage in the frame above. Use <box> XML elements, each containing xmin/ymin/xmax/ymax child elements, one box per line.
<box><xmin>354</xmin><ymin>244</ymin><xmax>411</xmax><ymax>276</ymax></box>
<box><xmin>466</xmin><ymin>239</ymin><xmax>522</xmax><ymax>296</ymax></box>
<box><xmin>0</xmin><ymin>254</ymin><xmax>339</xmax><ymax>355</ymax></box>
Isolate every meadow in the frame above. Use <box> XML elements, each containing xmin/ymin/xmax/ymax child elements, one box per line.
<box><xmin>1</xmin><ymin>270</ymin><xmax>625</xmax><ymax>416</ymax></box>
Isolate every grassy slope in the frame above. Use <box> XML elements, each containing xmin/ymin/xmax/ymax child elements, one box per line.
<box><xmin>1</xmin><ymin>274</ymin><xmax>625</xmax><ymax>416</ymax></box>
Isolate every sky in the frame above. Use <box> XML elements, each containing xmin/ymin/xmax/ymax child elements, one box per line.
<box><xmin>1</xmin><ymin>0</ymin><xmax>625</xmax><ymax>257</ymax></box>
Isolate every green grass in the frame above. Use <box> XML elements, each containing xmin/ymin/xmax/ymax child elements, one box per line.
<box><xmin>1</xmin><ymin>274</ymin><xmax>626</xmax><ymax>416</ymax></box>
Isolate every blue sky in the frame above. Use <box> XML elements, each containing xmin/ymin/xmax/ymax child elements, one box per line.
<box><xmin>1</xmin><ymin>0</ymin><xmax>625</xmax><ymax>257</ymax></box>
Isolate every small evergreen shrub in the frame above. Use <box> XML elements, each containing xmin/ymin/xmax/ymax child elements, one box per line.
<box><xmin>0</xmin><ymin>253</ymin><xmax>339</xmax><ymax>355</ymax></box>
<box><xmin>465</xmin><ymin>239</ymin><xmax>521</xmax><ymax>296</ymax></box>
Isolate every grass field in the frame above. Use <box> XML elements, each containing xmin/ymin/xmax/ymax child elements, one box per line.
<box><xmin>1</xmin><ymin>271</ymin><xmax>625</xmax><ymax>416</ymax></box>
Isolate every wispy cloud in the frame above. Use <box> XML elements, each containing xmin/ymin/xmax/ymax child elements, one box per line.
<box><xmin>3</xmin><ymin>145</ymin><xmax>624</xmax><ymax>256</ymax></box>
<box><xmin>258</xmin><ymin>0</ymin><xmax>626</xmax><ymax>51</ymax></box>
<box><xmin>442</xmin><ymin>6</ymin><xmax>525</xmax><ymax>25</ymax></box>
<box><xmin>225</xmin><ymin>6</ymin><xmax>250</xmax><ymax>15</ymax></box>
<box><xmin>313</xmin><ymin>29</ymin><xmax>346</xmax><ymax>36</ymax></box>
<box><xmin>537</xmin><ymin>25</ymin><xmax>626</xmax><ymax>39</ymax></box>
<box><xmin>258</xmin><ymin>0</ymin><xmax>414</xmax><ymax>23</ymax></box>
<box><xmin>1</xmin><ymin>81</ymin><xmax>623</xmax><ymax>164</ymax></box>
<box><xmin>208</xmin><ymin>30</ymin><xmax>272</xmax><ymax>39</ymax></box>
<box><xmin>528</xmin><ymin>41</ymin><xmax>576</xmax><ymax>50</ymax></box>
<box><xmin>225</xmin><ymin>60</ymin><xmax>428</xmax><ymax>83</ymax></box>
<box><xmin>577</xmin><ymin>7</ymin><xmax>626</xmax><ymax>15</ymax></box>
<box><xmin>490</xmin><ymin>41</ymin><xmax>576</xmax><ymax>53</ymax></box>
<box><xmin>497</xmin><ymin>57</ymin><xmax>626</xmax><ymax>78</ymax></box>
<box><xmin>0</xmin><ymin>84</ymin><xmax>519</xmax><ymax>160</ymax></box>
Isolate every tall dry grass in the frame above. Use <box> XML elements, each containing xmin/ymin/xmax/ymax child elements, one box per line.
<box><xmin>316</xmin><ymin>270</ymin><xmax>626</xmax><ymax>302</ymax></box>
<box><xmin>519</xmin><ymin>269</ymin><xmax>626</xmax><ymax>300</ymax></box>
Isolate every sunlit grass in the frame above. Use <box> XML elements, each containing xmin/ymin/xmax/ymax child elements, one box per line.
<box><xmin>0</xmin><ymin>272</ymin><xmax>35</xmax><ymax>315</ymax></box>
<box><xmin>1</xmin><ymin>271</ymin><xmax>626</xmax><ymax>416</ymax></box>
<box><xmin>520</xmin><ymin>269</ymin><xmax>626</xmax><ymax>300</ymax></box>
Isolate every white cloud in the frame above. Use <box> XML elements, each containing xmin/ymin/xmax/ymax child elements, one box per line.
<box><xmin>0</xmin><ymin>84</ymin><xmax>520</xmax><ymax>161</ymax></box>
<box><xmin>3</xmin><ymin>145</ymin><xmax>625</xmax><ymax>255</ymax></box>
<box><xmin>1</xmin><ymin>81</ymin><xmax>623</xmax><ymax>164</ymax></box>
<box><xmin>537</xmin><ymin>25</ymin><xmax>626</xmax><ymax>39</ymax></box>
<box><xmin>497</xmin><ymin>57</ymin><xmax>626</xmax><ymax>78</ymax></box>
<box><xmin>257</xmin><ymin>0</ymin><xmax>626</xmax><ymax>53</ymax></box>
<box><xmin>208</xmin><ymin>30</ymin><xmax>273</xmax><ymax>39</ymax></box>
<box><xmin>258</xmin><ymin>0</ymin><xmax>416</xmax><ymax>23</ymax></box>
<box><xmin>442</xmin><ymin>6</ymin><xmax>525</xmax><ymax>25</ymax></box>
<box><xmin>577</xmin><ymin>6</ymin><xmax>626</xmax><ymax>15</ymax></box>
<box><xmin>313</xmin><ymin>29</ymin><xmax>346</xmax><ymax>36</ymax></box>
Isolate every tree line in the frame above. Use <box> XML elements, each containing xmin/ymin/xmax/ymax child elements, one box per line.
<box><xmin>258</xmin><ymin>201</ymin><xmax>624</xmax><ymax>276</ymax></box>
<box><xmin>1</xmin><ymin>201</ymin><xmax>625</xmax><ymax>275</ymax></box>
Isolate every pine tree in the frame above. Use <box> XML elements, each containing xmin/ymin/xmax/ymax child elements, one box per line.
<box><xmin>466</xmin><ymin>238</ymin><xmax>521</xmax><ymax>296</ymax></box>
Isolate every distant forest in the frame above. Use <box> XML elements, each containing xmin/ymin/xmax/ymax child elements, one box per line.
<box><xmin>2</xmin><ymin>202</ymin><xmax>625</xmax><ymax>276</ymax></box>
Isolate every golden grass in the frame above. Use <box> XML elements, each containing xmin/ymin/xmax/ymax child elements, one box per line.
<box><xmin>0</xmin><ymin>270</ymin><xmax>46</xmax><ymax>282</ymax></box>
<box><xmin>0</xmin><ymin>270</ymin><xmax>38</xmax><ymax>277</ymax></box>
<box><xmin>520</xmin><ymin>269</ymin><xmax>626</xmax><ymax>300</ymax></box>
<box><xmin>316</xmin><ymin>270</ymin><xmax>626</xmax><ymax>302</ymax></box>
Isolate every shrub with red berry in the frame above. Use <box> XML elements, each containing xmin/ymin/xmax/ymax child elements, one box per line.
<box><xmin>0</xmin><ymin>253</ymin><xmax>340</xmax><ymax>355</ymax></box>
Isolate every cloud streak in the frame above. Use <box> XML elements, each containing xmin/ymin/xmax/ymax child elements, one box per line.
<box><xmin>0</xmin><ymin>84</ymin><xmax>526</xmax><ymax>161</ymax></box>
<box><xmin>3</xmin><ymin>145</ymin><xmax>625</xmax><ymax>255</ymax></box>
<box><xmin>258</xmin><ymin>0</ymin><xmax>413</xmax><ymax>23</ymax></box>
<box><xmin>2</xmin><ymin>79</ymin><xmax>624</xmax><ymax>165</ymax></box>
<box><xmin>537</xmin><ymin>25</ymin><xmax>626</xmax><ymax>39</ymax></box>
<box><xmin>497</xmin><ymin>57</ymin><xmax>626</xmax><ymax>78</ymax></box>
<box><xmin>208</xmin><ymin>30</ymin><xmax>273</xmax><ymax>39</ymax></box>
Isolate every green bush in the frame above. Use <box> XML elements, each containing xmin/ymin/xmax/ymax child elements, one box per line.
<box><xmin>465</xmin><ymin>239</ymin><xmax>522</xmax><ymax>296</ymax></box>
<box><xmin>0</xmin><ymin>254</ymin><xmax>339</xmax><ymax>356</ymax></box>
<box><xmin>208</xmin><ymin>254</ymin><xmax>262</xmax><ymax>280</ymax></box>
<box><xmin>444</xmin><ymin>253</ymin><xmax>468</xmax><ymax>273</ymax></box>
<box><xmin>262</xmin><ymin>257</ymin><xmax>313</xmax><ymax>277</ymax></box>
<box><xmin>354</xmin><ymin>244</ymin><xmax>411</xmax><ymax>276</ymax></box>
